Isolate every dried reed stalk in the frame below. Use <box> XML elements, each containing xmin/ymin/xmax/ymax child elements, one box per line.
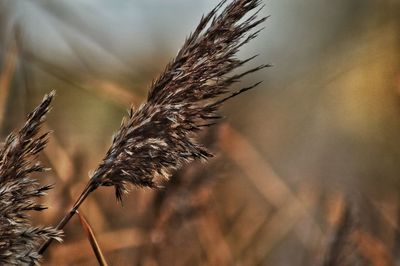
<box><xmin>76</xmin><ymin>211</ymin><xmax>108</xmax><ymax>266</ymax></box>
<box><xmin>0</xmin><ymin>91</ymin><xmax>62</xmax><ymax>265</ymax></box>
<box><xmin>323</xmin><ymin>200</ymin><xmax>363</xmax><ymax>266</ymax></box>
<box><xmin>38</xmin><ymin>0</ymin><xmax>268</xmax><ymax>256</ymax></box>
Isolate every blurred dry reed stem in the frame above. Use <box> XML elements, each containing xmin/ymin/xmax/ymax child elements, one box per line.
<box><xmin>352</xmin><ymin>229</ymin><xmax>394</xmax><ymax>266</ymax></box>
<box><xmin>323</xmin><ymin>198</ymin><xmax>394</xmax><ymax>266</ymax></box>
<box><xmin>323</xmin><ymin>200</ymin><xmax>358</xmax><ymax>266</ymax></box>
<box><xmin>37</xmin><ymin>0</ymin><xmax>268</xmax><ymax>258</ymax></box>
<box><xmin>0</xmin><ymin>37</ymin><xmax>18</xmax><ymax>128</ymax></box>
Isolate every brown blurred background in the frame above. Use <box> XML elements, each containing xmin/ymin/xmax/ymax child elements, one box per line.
<box><xmin>1</xmin><ymin>0</ymin><xmax>400</xmax><ymax>265</ymax></box>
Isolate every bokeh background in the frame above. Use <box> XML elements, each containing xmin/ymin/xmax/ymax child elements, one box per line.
<box><xmin>1</xmin><ymin>0</ymin><xmax>400</xmax><ymax>265</ymax></box>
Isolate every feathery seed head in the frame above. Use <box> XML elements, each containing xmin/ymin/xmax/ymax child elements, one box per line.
<box><xmin>89</xmin><ymin>0</ymin><xmax>269</xmax><ymax>202</ymax></box>
<box><xmin>0</xmin><ymin>91</ymin><xmax>63</xmax><ymax>265</ymax></box>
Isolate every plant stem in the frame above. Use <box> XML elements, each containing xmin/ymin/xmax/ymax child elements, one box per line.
<box><xmin>37</xmin><ymin>183</ymin><xmax>94</xmax><ymax>256</ymax></box>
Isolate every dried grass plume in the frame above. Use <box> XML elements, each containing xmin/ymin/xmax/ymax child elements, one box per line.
<box><xmin>37</xmin><ymin>0</ymin><xmax>268</xmax><ymax>257</ymax></box>
<box><xmin>0</xmin><ymin>91</ymin><xmax>62</xmax><ymax>265</ymax></box>
<box><xmin>89</xmin><ymin>0</ymin><xmax>269</xmax><ymax>201</ymax></box>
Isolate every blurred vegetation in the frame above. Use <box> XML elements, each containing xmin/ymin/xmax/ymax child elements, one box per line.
<box><xmin>1</xmin><ymin>0</ymin><xmax>400</xmax><ymax>265</ymax></box>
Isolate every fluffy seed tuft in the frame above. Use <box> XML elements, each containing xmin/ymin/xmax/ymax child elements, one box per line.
<box><xmin>0</xmin><ymin>91</ymin><xmax>63</xmax><ymax>265</ymax></box>
<box><xmin>89</xmin><ymin>0</ymin><xmax>269</xmax><ymax>201</ymax></box>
